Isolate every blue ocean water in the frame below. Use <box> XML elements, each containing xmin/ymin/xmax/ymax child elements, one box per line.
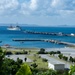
<box><xmin>0</xmin><ymin>26</ymin><xmax>75</xmax><ymax>48</ymax></box>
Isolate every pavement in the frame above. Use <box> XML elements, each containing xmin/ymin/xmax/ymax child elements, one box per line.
<box><xmin>45</xmin><ymin>47</ymin><xmax>75</xmax><ymax>56</ymax></box>
<box><xmin>40</xmin><ymin>54</ymin><xmax>72</xmax><ymax>69</ymax></box>
<box><xmin>5</xmin><ymin>54</ymin><xmax>32</xmax><ymax>62</ymax></box>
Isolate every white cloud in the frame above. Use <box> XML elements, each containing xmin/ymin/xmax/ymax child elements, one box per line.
<box><xmin>20</xmin><ymin>0</ymin><xmax>37</xmax><ymax>15</ymax></box>
<box><xmin>0</xmin><ymin>0</ymin><xmax>19</xmax><ymax>15</ymax></box>
<box><xmin>0</xmin><ymin>0</ymin><xmax>75</xmax><ymax>16</ymax></box>
<box><xmin>20</xmin><ymin>2</ymin><xmax>30</xmax><ymax>15</ymax></box>
<box><xmin>29</xmin><ymin>0</ymin><xmax>37</xmax><ymax>10</ymax></box>
<box><xmin>51</xmin><ymin>0</ymin><xmax>60</xmax><ymax>7</ymax></box>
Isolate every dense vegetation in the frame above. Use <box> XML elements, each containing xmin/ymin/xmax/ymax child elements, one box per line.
<box><xmin>0</xmin><ymin>47</ymin><xmax>75</xmax><ymax>75</ymax></box>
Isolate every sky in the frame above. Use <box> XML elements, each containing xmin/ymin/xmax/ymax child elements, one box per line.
<box><xmin>0</xmin><ymin>0</ymin><xmax>75</xmax><ymax>26</ymax></box>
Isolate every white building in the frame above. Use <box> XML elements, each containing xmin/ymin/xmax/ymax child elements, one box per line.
<box><xmin>48</xmin><ymin>61</ymin><xmax>65</xmax><ymax>70</ymax></box>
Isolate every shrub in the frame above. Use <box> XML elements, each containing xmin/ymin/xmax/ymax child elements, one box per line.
<box><xmin>15</xmin><ymin>52</ymin><xmax>22</xmax><ymax>55</ymax></box>
<box><xmin>31</xmin><ymin>63</ymin><xmax>38</xmax><ymax>68</ymax></box>
<box><xmin>17</xmin><ymin>58</ymin><xmax>23</xmax><ymax>64</ymax></box>
<box><xmin>6</xmin><ymin>51</ymin><xmax>13</xmax><ymax>55</ymax></box>
<box><xmin>42</xmin><ymin>58</ymin><xmax>48</xmax><ymax>62</ymax></box>
<box><xmin>23</xmin><ymin>51</ymin><xmax>28</xmax><ymax>54</ymax></box>
<box><xmin>56</xmin><ymin>51</ymin><xmax>61</xmax><ymax>54</ymax></box>
<box><xmin>63</xmin><ymin>56</ymin><xmax>68</xmax><ymax>61</ymax></box>
<box><xmin>58</xmin><ymin>54</ymin><xmax>63</xmax><ymax>59</ymax></box>
<box><xmin>37</xmin><ymin>48</ymin><xmax>46</xmax><ymax>54</ymax></box>
<box><xmin>16</xmin><ymin>64</ymin><xmax>32</xmax><ymax>75</ymax></box>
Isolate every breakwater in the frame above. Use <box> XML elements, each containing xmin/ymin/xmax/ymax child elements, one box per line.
<box><xmin>13</xmin><ymin>38</ymin><xmax>75</xmax><ymax>47</ymax></box>
<box><xmin>23</xmin><ymin>30</ymin><xmax>75</xmax><ymax>37</ymax></box>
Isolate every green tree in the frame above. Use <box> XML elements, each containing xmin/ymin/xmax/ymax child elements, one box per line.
<box><xmin>69</xmin><ymin>65</ymin><xmax>75</xmax><ymax>75</ymax></box>
<box><xmin>24</xmin><ymin>57</ymin><xmax>27</xmax><ymax>62</ymax></box>
<box><xmin>43</xmin><ymin>69</ymin><xmax>57</xmax><ymax>75</ymax></box>
<box><xmin>49</xmin><ymin>52</ymin><xmax>53</xmax><ymax>55</ymax></box>
<box><xmin>17</xmin><ymin>58</ymin><xmax>23</xmax><ymax>64</ymax></box>
<box><xmin>38</xmin><ymin>48</ymin><xmax>45</xmax><ymax>54</ymax></box>
<box><xmin>42</xmin><ymin>58</ymin><xmax>48</xmax><ymax>62</ymax></box>
<box><xmin>69</xmin><ymin>56</ymin><xmax>73</xmax><ymax>62</ymax></box>
<box><xmin>16</xmin><ymin>64</ymin><xmax>32</xmax><ymax>75</ymax></box>
<box><xmin>58</xmin><ymin>54</ymin><xmax>63</xmax><ymax>59</ymax></box>
<box><xmin>56</xmin><ymin>51</ymin><xmax>61</xmax><ymax>54</ymax></box>
<box><xmin>1</xmin><ymin>58</ymin><xmax>20</xmax><ymax>75</ymax></box>
<box><xmin>35</xmin><ymin>69</ymin><xmax>57</xmax><ymax>75</ymax></box>
<box><xmin>49</xmin><ymin>51</ymin><xmax>56</xmax><ymax>56</ymax></box>
<box><xmin>0</xmin><ymin>47</ymin><xmax>21</xmax><ymax>75</ymax></box>
<box><xmin>63</xmin><ymin>56</ymin><xmax>68</xmax><ymax>61</ymax></box>
<box><xmin>73</xmin><ymin>58</ymin><xmax>75</xmax><ymax>63</ymax></box>
<box><xmin>0</xmin><ymin>47</ymin><xmax>5</xmax><ymax>74</ymax></box>
<box><xmin>31</xmin><ymin>63</ymin><xmax>38</xmax><ymax>68</ymax></box>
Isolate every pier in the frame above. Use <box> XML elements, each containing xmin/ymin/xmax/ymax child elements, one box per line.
<box><xmin>12</xmin><ymin>38</ymin><xmax>75</xmax><ymax>47</ymax></box>
<box><xmin>12</xmin><ymin>39</ymin><xmax>42</xmax><ymax>41</ymax></box>
<box><xmin>23</xmin><ymin>30</ymin><xmax>75</xmax><ymax>37</ymax></box>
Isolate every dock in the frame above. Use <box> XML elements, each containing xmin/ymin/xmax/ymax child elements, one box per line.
<box><xmin>23</xmin><ymin>30</ymin><xmax>75</xmax><ymax>37</ymax></box>
<box><xmin>12</xmin><ymin>39</ymin><xmax>42</xmax><ymax>41</ymax></box>
<box><xmin>12</xmin><ymin>38</ymin><xmax>75</xmax><ymax>47</ymax></box>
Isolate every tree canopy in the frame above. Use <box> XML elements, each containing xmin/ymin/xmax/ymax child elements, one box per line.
<box><xmin>16</xmin><ymin>64</ymin><xmax>32</xmax><ymax>75</ymax></box>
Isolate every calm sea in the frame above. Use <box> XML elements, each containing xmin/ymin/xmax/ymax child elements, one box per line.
<box><xmin>0</xmin><ymin>26</ymin><xmax>75</xmax><ymax>48</ymax></box>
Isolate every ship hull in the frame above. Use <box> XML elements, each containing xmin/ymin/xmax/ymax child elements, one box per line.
<box><xmin>7</xmin><ymin>26</ymin><xmax>21</xmax><ymax>31</ymax></box>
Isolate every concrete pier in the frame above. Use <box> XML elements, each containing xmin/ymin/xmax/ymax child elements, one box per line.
<box><xmin>23</xmin><ymin>30</ymin><xmax>75</xmax><ymax>37</ymax></box>
<box><xmin>13</xmin><ymin>39</ymin><xmax>42</xmax><ymax>41</ymax></box>
<box><xmin>12</xmin><ymin>38</ymin><xmax>75</xmax><ymax>47</ymax></box>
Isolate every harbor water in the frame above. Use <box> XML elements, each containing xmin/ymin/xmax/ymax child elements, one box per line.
<box><xmin>0</xmin><ymin>26</ymin><xmax>75</xmax><ymax>48</ymax></box>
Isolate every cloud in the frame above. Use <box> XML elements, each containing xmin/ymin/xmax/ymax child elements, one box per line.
<box><xmin>59</xmin><ymin>10</ymin><xmax>75</xmax><ymax>16</ymax></box>
<box><xmin>29</xmin><ymin>0</ymin><xmax>37</xmax><ymax>10</ymax></box>
<box><xmin>0</xmin><ymin>0</ymin><xmax>19</xmax><ymax>15</ymax></box>
<box><xmin>20</xmin><ymin>0</ymin><xmax>75</xmax><ymax>16</ymax></box>
<box><xmin>0</xmin><ymin>0</ymin><xmax>75</xmax><ymax>16</ymax></box>
<box><xmin>20</xmin><ymin>0</ymin><xmax>38</xmax><ymax>15</ymax></box>
<box><xmin>51</xmin><ymin>0</ymin><xmax>61</xmax><ymax>8</ymax></box>
<box><xmin>20</xmin><ymin>0</ymin><xmax>52</xmax><ymax>15</ymax></box>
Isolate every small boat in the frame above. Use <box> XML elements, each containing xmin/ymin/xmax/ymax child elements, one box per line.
<box><xmin>7</xmin><ymin>25</ymin><xmax>21</xmax><ymax>31</ymax></box>
<box><xmin>70</xmin><ymin>33</ymin><xmax>75</xmax><ymax>36</ymax></box>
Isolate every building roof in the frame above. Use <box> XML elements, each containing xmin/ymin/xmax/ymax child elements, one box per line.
<box><xmin>48</xmin><ymin>60</ymin><xmax>65</xmax><ymax>65</ymax></box>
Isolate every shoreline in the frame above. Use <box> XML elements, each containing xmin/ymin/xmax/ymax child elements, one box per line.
<box><xmin>2</xmin><ymin>46</ymin><xmax>75</xmax><ymax>53</ymax></box>
<box><xmin>0</xmin><ymin>45</ymin><xmax>74</xmax><ymax>50</ymax></box>
<box><xmin>2</xmin><ymin>46</ymin><xmax>75</xmax><ymax>69</ymax></box>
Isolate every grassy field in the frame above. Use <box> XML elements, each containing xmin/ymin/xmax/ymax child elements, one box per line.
<box><xmin>27</xmin><ymin>54</ymin><xmax>48</xmax><ymax>69</ymax></box>
<box><xmin>2</xmin><ymin>47</ymin><xmax>48</xmax><ymax>69</ymax></box>
<box><xmin>2</xmin><ymin>47</ymin><xmax>39</xmax><ymax>54</ymax></box>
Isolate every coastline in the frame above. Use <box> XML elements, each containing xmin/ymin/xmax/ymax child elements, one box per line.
<box><xmin>2</xmin><ymin>46</ymin><xmax>75</xmax><ymax>55</ymax></box>
<box><xmin>3</xmin><ymin>46</ymin><xmax>75</xmax><ymax>69</ymax></box>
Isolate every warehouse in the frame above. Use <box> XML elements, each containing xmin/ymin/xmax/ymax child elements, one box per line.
<box><xmin>48</xmin><ymin>61</ymin><xmax>65</xmax><ymax>70</ymax></box>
